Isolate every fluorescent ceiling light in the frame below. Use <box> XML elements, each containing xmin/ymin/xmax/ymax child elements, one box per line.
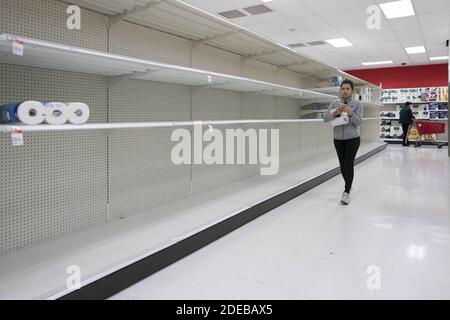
<box><xmin>325</xmin><ymin>38</ymin><xmax>353</xmax><ymax>48</ymax></box>
<box><xmin>430</xmin><ymin>56</ymin><xmax>449</xmax><ymax>61</ymax></box>
<box><xmin>262</xmin><ymin>0</ymin><xmax>275</xmax><ymax>2</ymax></box>
<box><xmin>362</xmin><ymin>60</ymin><xmax>394</xmax><ymax>66</ymax></box>
<box><xmin>405</xmin><ymin>46</ymin><xmax>426</xmax><ymax>54</ymax></box>
<box><xmin>379</xmin><ymin>0</ymin><xmax>415</xmax><ymax>19</ymax></box>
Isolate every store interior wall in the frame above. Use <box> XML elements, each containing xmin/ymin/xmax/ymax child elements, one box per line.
<box><xmin>346</xmin><ymin>64</ymin><xmax>448</xmax><ymax>89</ymax></box>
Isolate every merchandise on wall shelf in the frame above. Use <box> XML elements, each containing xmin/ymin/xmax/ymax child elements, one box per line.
<box><xmin>380</xmin><ymin>87</ymin><xmax>448</xmax><ymax>143</ymax></box>
<box><xmin>0</xmin><ymin>100</ymin><xmax>90</xmax><ymax>125</ymax></box>
<box><xmin>381</xmin><ymin>87</ymin><xmax>448</xmax><ymax>103</ymax></box>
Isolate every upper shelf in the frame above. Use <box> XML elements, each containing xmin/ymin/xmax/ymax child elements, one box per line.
<box><xmin>308</xmin><ymin>87</ymin><xmax>341</xmax><ymax>95</ymax></box>
<box><xmin>0</xmin><ymin>34</ymin><xmax>336</xmax><ymax>103</ymax></box>
<box><xmin>62</xmin><ymin>0</ymin><xmax>379</xmax><ymax>90</ymax></box>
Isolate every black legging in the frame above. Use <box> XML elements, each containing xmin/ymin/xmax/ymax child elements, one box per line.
<box><xmin>402</xmin><ymin>124</ymin><xmax>410</xmax><ymax>146</ymax></box>
<box><xmin>334</xmin><ymin>137</ymin><xmax>360</xmax><ymax>193</ymax></box>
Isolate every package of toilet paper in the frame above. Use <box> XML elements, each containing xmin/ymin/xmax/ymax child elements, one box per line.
<box><xmin>330</xmin><ymin>111</ymin><xmax>349</xmax><ymax>127</ymax></box>
<box><xmin>44</xmin><ymin>102</ymin><xmax>69</xmax><ymax>125</ymax></box>
<box><xmin>0</xmin><ymin>101</ymin><xmax>47</xmax><ymax>125</ymax></box>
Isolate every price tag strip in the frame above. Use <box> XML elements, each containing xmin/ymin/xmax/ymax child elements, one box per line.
<box><xmin>12</xmin><ymin>40</ymin><xmax>24</xmax><ymax>56</ymax></box>
<box><xmin>11</xmin><ymin>130</ymin><xmax>24</xmax><ymax>146</ymax></box>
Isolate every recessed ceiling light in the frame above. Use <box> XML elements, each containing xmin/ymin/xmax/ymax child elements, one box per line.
<box><xmin>325</xmin><ymin>38</ymin><xmax>353</xmax><ymax>48</ymax></box>
<box><xmin>430</xmin><ymin>56</ymin><xmax>449</xmax><ymax>61</ymax></box>
<box><xmin>405</xmin><ymin>46</ymin><xmax>426</xmax><ymax>54</ymax></box>
<box><xmin>362</xmin><ymin>60</ymin><xmax>394</xmax><ymax>66</ymax></box>
<box><xmin>379</xmin><ymin>0</ymin><xmax>415</xmax><ymax>19</ymax></box>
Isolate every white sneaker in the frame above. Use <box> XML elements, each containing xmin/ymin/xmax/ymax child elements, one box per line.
<box><xmin>341</xmin><ymin>192</ymin><xmax>350</xmax><ymax>205</ymax></box>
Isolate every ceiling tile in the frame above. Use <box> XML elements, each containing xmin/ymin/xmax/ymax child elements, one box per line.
<box><xmin>418</xmin><ymin>11</ymin><xmax>450</xmax><ymax>28</ymax></box>
<box><xmin>335</xmin><ymin>24</ymin><xmax>369</xmax><ymax>37</ymax></box>
<box><xmin>426</xmin><ymin>44</ymin><xmax>448</xmax><ymax>55</ymax></box>
<box><xmin>318</xmin><ymin>7</ymin><xmax>368</xmax><ymax>27</ymax></box>
<box><xmin>290</xmin><ymin>32</ymin><xmax>323</xmax><ymax>43</ymax></box>
<box><xmin>388</xmin><ymin>16</ymin><xmax>420</xmax><ymax>31</ymax></box>
<box><xmin>252</xmin><ymin>11</ymin><xmax>290</xmax><ymax>23</ymax></box>
<box><xmin>248</xmin><ymin>20</ymin><xmax>304</xmax><ymax>36</ymax></box>
<box><xmin>265</xmin><ymin>0</ymin><xmax>314</xmax><ymax>18</ymax></box>
<box><xmin>310</xmin><ymin>28</ymin><xmax>343</xmax><ymax>39</ymax></box>
<box><xmin>183</xmin><ymin>0</ymin><xmax>235</xmax><ymax>12</ymax></box>
<box><xmin>424</xmin><ymin>35</ymin><xmax>449</xmax><ymax>47</ymax></box>
<box><xmin>292</xmin><ymin>15</ymin><xmax>331</xmax><ymax>30</ymax></box>
<box><xmin>421</xmin><ymin>26</ymin><xmax>450</xmax><ymax>38</ymax></box>
<box><xmin>412</xmin><ymin>0</ymin><xmax>450</xmax><ymax>14</ymax></box>
<box><xmin>395</xmin><ymin>28</ymin><xmax>424</xmax><ymax>41</ymax></box>
<box><xmin>269</xmin><ymin>33</ymin><xmax>299</xmax><ymax>45</ymax></box>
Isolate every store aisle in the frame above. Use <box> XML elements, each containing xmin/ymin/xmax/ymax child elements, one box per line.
<box><xmin>111</xmin><ymin>145</ymin><xmax>450</xmax><ymax>300</ymax></box>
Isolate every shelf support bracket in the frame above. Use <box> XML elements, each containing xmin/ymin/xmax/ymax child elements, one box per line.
<box><xmin>276</xmin><ymin>62</ymin><xmax>306</xmax><ymax>71</ymax></box>
<box><xmin>192</xmin><ymin>31</ymin><xmax>239</xmax><ymax>49</ymax></box>
<box><xmin>191</xmin><ymin>81</ymin><xmax>232</xmax><ymax>93</ymax></box>
<box><xmin>108</xmin><ymin>0</ymin><xmax>165</xmax><ymax>28</ymax></box>
<box><xmin>107</xmin><ymin>69</ymin><xmax>160</xmax><ymax>86</ymax></box>
<box><xmin>241</xmin><ymin>50</ymin><xmax>280</xmax><ymax>63</ymax></box>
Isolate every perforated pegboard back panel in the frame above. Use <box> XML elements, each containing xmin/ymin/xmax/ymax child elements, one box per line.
<box><xmin>0</xmin><ymin>0</ymin><xmax>107</xmax><ymax>51</ymax></box>
<box><xmin>275</xmin><ymin>69</ymin><xmax>301</xmax><ymax>89</ymax></box>
<box><xmin>300</xmin><ymin>122</ymin><xmax>319</xmax><ymax>162</ymax></box>
<box><xmin>277</xmin><ymin>98</ymin><xmax>302</xmax><ymax>167</ymax></box>
<box><xmin>0</xmin><ymin>64</ymin><xmax>107</xmax><ymax>254</ymax></box>
<box><xmin>360</xmin><ymin>120</ymin><xmax>380</xmax><ymax>143</ymax></box>
<box><xmin>109</xmin><ymin>21</ymin><xmax>192</xmax><ymax>67</ymax></box>
<box><xmin>191</xmin><ymin>88</ymin><xmax>242</xmax><ymax>194</ymax></box>
<box><xmin>241</xmin><ymin>60</ymin><xmax>276</xmax><ymax>84</ymax></box>
<box><xmin>192</xmin><ymin>45</ymin><xmax>241</xmax><ymax>76</ymax></box>
<box><xmin>108</xmin><ymin>79</ymin><xmax>192</xmax><ymax>219</ymax></box>
<box><xmin>108</xmin><ymin>128</ymin><xmax>192</xmax><ymax>219</ymax></box>
<box><xmin>108</xmin><ymin>79</ymin><xmax>192</xmax><ymax>122</ymax></box>
<box><xmin>317</xmin><ymin>122</ymin><xmax>334</xmax><ymax>156</ymax></box>
<box><xmin>240</xmin><ymin>94</ymin><xmax>276</xmax><ymax>179</ymax></box>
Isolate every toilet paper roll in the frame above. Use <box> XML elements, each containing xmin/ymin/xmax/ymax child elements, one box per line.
<box><xmin>17</xmin><ymin>101</ymin><xmax>46</xmax><ymax>125</ymax></box>
<box><xmin>44</xmin><ymin>102</ymin><xmax>69</xmax><ymax>125</ymax></box>
<box><xmin>0</xmin><ymin>101</ymin><xmax>46</xmax><ymax>125</ymax></box>
<box><xmin>67</xmin><ymin>102</ymin><xmax>90</xmax><ymax>124</ymax></box>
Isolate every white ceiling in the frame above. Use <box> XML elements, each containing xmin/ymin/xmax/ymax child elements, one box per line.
<box><xmin>182</xmin><ymin>0</ymin><xmax>450</xmax><ymax>70</ymax></box>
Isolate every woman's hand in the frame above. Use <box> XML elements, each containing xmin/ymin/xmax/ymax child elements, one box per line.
<box><xmin>344</xmin><ymin>107</ymin><xmax>353</xmax><ymax>117</ymax></box>
<box><xmin>334</xmin><ymin>108</ymin><xmax>343</xmax><ymax>117</ymax></box>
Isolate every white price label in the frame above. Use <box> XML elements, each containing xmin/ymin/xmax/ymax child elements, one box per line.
<box><xmin>11</xmin><ymin>131</ymin><xmax>24</xmax><ymax>146</ymax></box>
<box><xmin>13</xmin><ymin>41</ymin><xmax>24</xmax><ymax>56</ymax></box>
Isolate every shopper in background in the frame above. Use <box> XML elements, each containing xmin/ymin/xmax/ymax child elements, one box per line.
<box><xmin>323</xmin><ymin>79</ymin><xmax>363</xmax><ymax>205</ymax></box>
<box><xmin>399</xmin><ymin>102</ymin><xmax>415</xmax><ymax>146</ymax></box>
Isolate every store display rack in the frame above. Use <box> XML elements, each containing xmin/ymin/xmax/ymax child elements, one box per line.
<box><xmin>0</xmin><ymin>34</ymin><xmax>337</xmax><ymax>105</ymax></box>
<box><xmin>379</xmin><ymin>87</ymin><xmax>448</xmax><ymax>143</ymax></box>
<box><xmin>62</xmin><ymin>0</ymin><xmax>379</xmax><ymax>89</ymax></box>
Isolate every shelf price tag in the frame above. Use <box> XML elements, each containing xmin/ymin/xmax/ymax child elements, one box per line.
<box><xmin>11</xmin><ymin>130</ymin><xmax>24</xmax><ymax>146</ymax></box>
<box><xmin>13</xmin><ymin>40</ymin><xmax>24</xmax><ymax>56</ymax></box>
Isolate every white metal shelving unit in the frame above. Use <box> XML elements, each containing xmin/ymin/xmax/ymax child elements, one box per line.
<box><xmin>0</xmin><ymin>34</ymin><xmax>336</xmax><ymax>104</ymax></box>
<box><xmin>62</xmin><ymin>0</ymin><xmax>378</xmax><ymax>89</ymax></box>
<box><xmin>0</xmin><ymin>0</ymin><xmax>385</xmax><ymax>300</ymax></box>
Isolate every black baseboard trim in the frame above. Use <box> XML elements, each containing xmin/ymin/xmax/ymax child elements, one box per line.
<box><xmin>60</xmin><ymin>144</ymin><xmax>387</xmax><ymax>300</ymax></box>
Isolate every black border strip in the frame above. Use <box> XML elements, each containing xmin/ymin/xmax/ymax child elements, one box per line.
<box><xmin>60</xmin><ymin>144</ymin><xmax>387</xmax><ymax>300</ymax></box>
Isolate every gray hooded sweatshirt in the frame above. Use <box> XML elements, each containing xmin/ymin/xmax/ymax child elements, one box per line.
<box><xmin>323</xmin><ymin>98</ymin><xmax>363</xmax><ymax>140</ymax></box>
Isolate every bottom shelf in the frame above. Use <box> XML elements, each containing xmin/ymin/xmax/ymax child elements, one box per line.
<box><xmin>0</xmin><ymin>142</ymin><xmax>385</xmax><ymax>300</ymax></box>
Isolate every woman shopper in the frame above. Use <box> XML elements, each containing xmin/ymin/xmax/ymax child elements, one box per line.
<box><xmin>399</xmin><ymin>102</ymin><xmax>415</xmax><ymax>146</ymax></box>
<box><xmin>323</xmin><ymin>79</ymin><xmax>363</xmax><ymax>205</ymax></box>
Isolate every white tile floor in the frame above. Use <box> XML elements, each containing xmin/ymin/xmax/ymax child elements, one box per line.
<box><xmin>111</xmin><ymin>145</ymin><xmax>450</xmax><ymax>300</ymax></box>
